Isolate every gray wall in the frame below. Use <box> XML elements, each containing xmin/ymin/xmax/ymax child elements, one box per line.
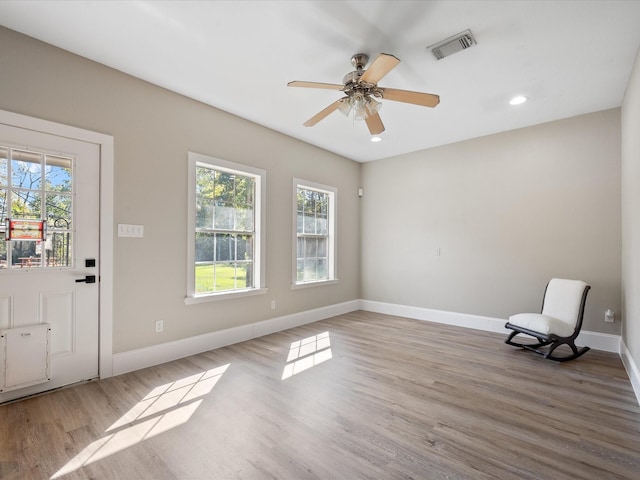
<box><xmin>0</xmin><ymin>27</ymin><xmax>361</xmax><ymax>353</ymax></box>
<box><xmin>361</xmin><ymin>109</ymin><xmax>621</xmax><ymax>334</ymax></box>
<box><xmin>622</xmin><ymin>47</ymin><xmax>640</xmax><ymax>363</ymax></box>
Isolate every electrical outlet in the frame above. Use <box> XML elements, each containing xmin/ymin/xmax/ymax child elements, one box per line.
<box><xmin>605</xmin><ymin>309</ymin><xmax>615</xmax><ymax>323</ymax></box>
<box><xmin>155</xmin><ymin>320</ymin><xmax>164</xmax><ymax>332</ymax></box>
<box><xmin>271</xmin><ymin>300</ymin><xmax>276</xmax><ymax>310</ymax></box>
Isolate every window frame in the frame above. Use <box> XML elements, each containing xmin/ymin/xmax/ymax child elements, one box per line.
<box><xmin>292</xmin><ymin>178</ymin><xmax>338</xmax><ymax>289</ymax></box>
<box><xmin>186</xmin><ymin>152</ymin><xmax>266</xmax><ymax>304</ymax></box>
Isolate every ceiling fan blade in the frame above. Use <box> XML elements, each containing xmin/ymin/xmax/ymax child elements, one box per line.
<box><xmin>381</xmin><ymin>88</ymin><xmax>440</xmax><ymax>107</ymax></box>
<box><xmin>365</xmin><ymin>112</ymin><xmax>385</xmax><ymax>135</ymax></box>
<box><xmin>360</xmin><ymin>53</ymin><xmax>400</xmax><ymax>84</ymax></box>
<box><xmin>288</xmin><ymin>81</ymin><xmax>344</xmax><ymax>90</ymax></box>
<box><xmin>303</xmin><ymin>98</ymin><xmax>346</xmax><ymax>127</ymax></box>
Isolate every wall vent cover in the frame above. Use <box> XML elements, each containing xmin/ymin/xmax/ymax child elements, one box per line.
<box><xmin>428</xmin><ymin>29</ymin><xmax>477</xmax><ymax>60</ymax></box>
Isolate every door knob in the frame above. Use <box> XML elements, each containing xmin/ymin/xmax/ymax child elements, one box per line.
<box><xmin>76</xmin><ymin>275</ymin><xmax>96</xmax><ymax>284</ymax></box>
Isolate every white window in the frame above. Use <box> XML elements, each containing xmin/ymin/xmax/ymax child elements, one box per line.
<box><xmin>186</xmin><ymin>152</ymin><xmax>266</xmax><ymax>303</ymax></box>
<box><xmin>293</xmin><ymin>179</ymin><xmax>337</xmax><ymax>287</ymax></box>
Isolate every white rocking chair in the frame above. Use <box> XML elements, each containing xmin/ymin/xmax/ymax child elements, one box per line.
<box><xmin>505</xmin><ymin>278</ymin><xmax>591</xmax><ymax>362</ymax></box>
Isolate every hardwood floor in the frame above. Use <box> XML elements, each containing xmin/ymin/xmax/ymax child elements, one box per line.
<box><xmin>1</xmin><ymin>311</ymin><xmax>639</xmax><ymax>479</ymax></box>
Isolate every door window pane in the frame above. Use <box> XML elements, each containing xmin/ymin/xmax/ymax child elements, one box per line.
<box><xmin>0</xmin><ymin>145</ymin><xmax>74</xmax><ymax>269</ymax></box>
<box><xmin>11</xmin><ymin>150</ymin><xmax>42</xmax><ymax>190</ymax></box>
<box><xmin>45</xmin><ymin>155</ymin><xmax>72</xmax><ymax>192</ymax></box>
<box><xmin>0</xmin><ymin>147</ymin><xmax>7</xmax><ymax>186</ymax></box>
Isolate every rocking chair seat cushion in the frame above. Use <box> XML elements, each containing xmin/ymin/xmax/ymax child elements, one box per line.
<box><xmin>508</xmin><ymin>313</ymin><xmax>575</xmax><ymax>338</ymax></box>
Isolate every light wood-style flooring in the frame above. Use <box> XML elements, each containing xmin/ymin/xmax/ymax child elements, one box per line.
<box><xmin>1</xmin><ymin>311</ymin><xmax>639</xmax><ymax>479</ymax></box>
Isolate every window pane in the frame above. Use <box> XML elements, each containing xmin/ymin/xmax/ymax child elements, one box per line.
<box><xmin>303</xmin><ymin>214</ymin><xmax>315</xmax><ymax>234</ymax></box>
<box><xmin>196</xmin><ymin>166</ymin><xmax>215</xmax><ymax>229</ymax></box>
<box><xmin>317</xmin><ymin>237</ymin><xmax>327</xmax><ymax>258</ymax></box>
<box><xmin>0</xmin><ymin>147</ymin><xmax>7</xmax><ymax>187</ymax></box>
<box><xmin>235</xmin><ymin>206</ymin><xmax>253</xmax><ymax>231</ymax></box>
<box><xmin>45</xmin><ymin>155</ymin><xmax>72</xmax><ymax>193</ymax></box>
<box><xmin>196</xmin><ymin>193</ymin><xmax>214</xmax><ymax>229</ymax></box>
<box><xmin>306</xmin><ymin>197</ymin><xmax>315</xmax><ymax>215</ymax></box>
<box><xmin>46</xmin><ymin>193</ymin><xmax>72</xmax><ymax>228</ymax></box>
<box><xmin>316</xmin><ymin>215</ymin><xmax>327</xmax><ymax>235</ymax></box>
<box><xmin>215</xmin><ymin>171</ymin><xmax>235</xmax><ymax>204</ymax></box>
<box><xmin>297</xmin><ymin>191</ymin><xmax>304</xmax><ymax>213</ymax></box>
<box><xmin>11</xmin><ymin>150</ymin><xmax>42</xmax><ymax>190</ymax></box>
<box><xmin>236</xmin><ymin>261</ymin><xmax>252</xmax><ymax>289</ymax></box>
<box><xmin>317</xmin><ymin>193</ymin><xmax>328</xmax><ymax>215</ymax></box>
<box><xmin>214</xmin><ymin>204</ymin><xmax>234</xmax><ymax>230</ymax></box>
<box><xmin>46</xmin><ymin>232</ymin><xmax>72</xmax><ymax>267</ymax></box>
<box><xmin>11</xmin><ymin>190</ymin><xmax>41</xmax><ymax>219</ymax></box>
<box><xmin>11</xmin><ymin>240</ymin><xmax>41</xmax><ymax>268</ymax></box>
<box><xmin>234</xmin><ymin>176</ymin><xmax>254</xmax><ymax>207</ymax></box>
<box><xmin>195</xmin><ymin>232</ymin><xmax>214</xmax><ymax>262</ymax></box>
<box><xmin>195</xmin><ymin>264</ymin><xmax>214</xmax><ymax>294</ymax></box>
<box><xmin>304</xmin><ymin>259</ymin><xmax>317</xmax><ymax>281</ymax></box>
<box><xmin>0</xmin><ymin>188</ymin><xmax>7</xmax><ymax>221</ymax></box>
<box><xmin>0</xmin><ymin>236</ymin><xmax>6</xmax><ymax>269</ymax></box>
<box><xmin>215</xmin><ymin>233</ymin><xmax>234</xmax><ymax>261</ymax></box>
<box><xmin>317</xmin><ymin>258</ymin><xmax>328</xmax><ymax>280</ymax></box>
<box><xmin>237</xmin><ymin>234</ymin><xmax>253</xmax><ymax>261</ymax></box>
<box><xmin>305</xmin><ymin>237</ymin><xmax>317</xmax><ymax>258</ymax></box>
<box><xmin>297</xmin><ymin>237</ymin><xmax>304</xmax><ymax>260</ymax></box>
<box><xmin>297</xmin><ymin>212</ymin><xmax>304</xmax><ymax>234</ymax></box>
<box><xmin>214</xmin><ymin>262</ymin><xmax>236</xmax><ymax>291</ymax></box>
<box><xmin>296</xmin><ymin>259</ymin><xmax>304</xmax><ymax>281</ymax></box>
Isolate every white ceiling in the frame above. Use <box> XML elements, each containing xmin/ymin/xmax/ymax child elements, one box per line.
<box><xmin>1</xmin><ymin>0</ymin><xmax>639</xmax><ymax>162</ymax></box>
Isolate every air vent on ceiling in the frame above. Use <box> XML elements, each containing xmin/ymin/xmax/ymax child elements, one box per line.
<box><xmin>428</xmin><ymin>29</ymin><xmax>477</xmax><ymax>60</ymax></box>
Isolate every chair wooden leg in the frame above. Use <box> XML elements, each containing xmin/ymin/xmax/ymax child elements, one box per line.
<box><xmin>506</xmin><ymin>331</ymin><xmax>589</xmax><ymax>362</ymax></box>
<box><xmin>544</xmin><ymin>340</ymin><xmax>590</xmax><ymax>362</ymax></box>
<box><xmin>505</xmin><ymin>331</ymin><xmax>551</xmax><ymax>350</ymax></box>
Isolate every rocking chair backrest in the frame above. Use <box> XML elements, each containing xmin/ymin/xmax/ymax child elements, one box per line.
<box><xmin>541</xmin><ymin>278</ymin><xmax>589</xmax><ymax>332</ymax></box>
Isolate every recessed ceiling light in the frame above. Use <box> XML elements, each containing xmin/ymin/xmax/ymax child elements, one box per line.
<box><xmin>509</xmin><ymin>95</ymin><xmax>528</xmax><ymax>106</ymax></box>
<box><xmin>370</xmin><ymin>136</ymin><xmax>383</xmax><ymax>143</ymax></box>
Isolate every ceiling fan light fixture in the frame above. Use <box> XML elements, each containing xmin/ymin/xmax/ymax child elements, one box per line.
<box><xmin>366</xmin><ymin>96</ymin><xmax>382</xmax><ymax>116</ymax></box>
<box><xmin>338</xmin><ymin>98</ymin><xmax>352</xmax><ymax>117</ymax></box>
<box><xmin>352</xmin><ymin>92</ymin><xmax>368</xmax><ymax>120</ymax></box>
<box><xmin>370</xmin><ymin>135</ymin><xmax>383</xmax><ymax>143</ymax></box>
<box><xmin>339</xmin><ymin>93</ymin><xmax>381</xmax><ymax>121</ymax></box>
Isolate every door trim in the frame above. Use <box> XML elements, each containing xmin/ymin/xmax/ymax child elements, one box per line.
<box><xmin>0</xmin><ymin>109</ymin><xmax>114</xmax><ymax>378</ymax></box>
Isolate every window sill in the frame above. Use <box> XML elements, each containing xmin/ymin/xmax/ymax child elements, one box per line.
<box><xmin>184</xmin><ymin>288</ymin><xmax>268</xmax><ymax>305</ymax></box>
<box><xmin>290</xmin><ymin>279</ymin><xmax>339</xmax><ymax>290</ymax></box>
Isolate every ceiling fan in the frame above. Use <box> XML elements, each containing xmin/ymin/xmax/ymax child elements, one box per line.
<box><xmin>288</xmin><ymin>53</ymin><xmax>440</xmax><ymax>135</ymax></box>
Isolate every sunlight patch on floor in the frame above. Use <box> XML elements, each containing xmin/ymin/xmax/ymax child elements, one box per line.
<box><xmin>51</xmin><ymin>364</ymin><xmax>229</xmax><ymax>478</ymax></box>
<box><xmin>282</xmin><ymin>332</ymin><xmax>332</xmax><ymax>380</ymax></box>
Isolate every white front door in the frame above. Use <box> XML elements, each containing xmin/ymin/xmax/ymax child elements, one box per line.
<box><xmin>0</xmin><ymin>123</ymin><xmax>100</xmax><ymax>403</ymax></box>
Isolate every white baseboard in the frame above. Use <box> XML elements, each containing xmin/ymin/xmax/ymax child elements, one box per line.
<box><xmin>112</xmin><ymin>300</ymin><xmax>360</xmax><ymax>376</ymax></box>
<box><xmin>620</xmin><ymin>340</ymin><xmax>640</xmax><ymax>407</ymax></box>
<box><xmin>359</xmin><ymin>300</ymin><xmax>621</xmax><ymax>353</ymax></box>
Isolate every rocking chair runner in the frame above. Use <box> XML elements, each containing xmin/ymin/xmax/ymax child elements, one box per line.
<box><xmin>505</xmin><ymin>278</ymin><xmax>591</xmax><ymax>362</ymax></box>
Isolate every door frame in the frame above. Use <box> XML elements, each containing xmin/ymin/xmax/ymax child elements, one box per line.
<box><xmin>0</xmin><ymin>109</ymin><xmax>114</xmax><ymax>379</ymax></box>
